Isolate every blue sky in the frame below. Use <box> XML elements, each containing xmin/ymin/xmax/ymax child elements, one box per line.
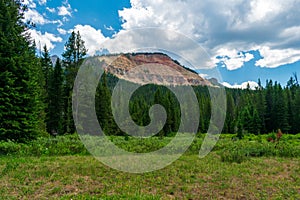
<box><xmin>24</xmin><ymin>0</ymin><xmax>300</xmax><ymax>88</ymax></box>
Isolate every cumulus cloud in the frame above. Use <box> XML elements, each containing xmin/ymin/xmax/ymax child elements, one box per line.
<box><xmin>114</xmin><ymin>0</ymin><xmax>300</xmax><ymax>70</ymax></box>
<box><xmin>213</xmin><ymin>48</ymin><xmax>254</xmax><ymax>70</ymax></box>
<box><xmin>255</xmin><ymin>46</ymin><xmax>300</xmax><ymax>68</ymax></box>
<box><xmin>38</xmin><ymin>0</ymin><xmax>47</xmax><ymax>5</ymax></box>
<box><xmin>28</xmin><ymin>29</ymin><xmax>62</xmax><ymax>50</ymax></box>
<box><xmin>73</xmin><ymin>25</ymin><xmax>108</xmax><ymax>55</ymax></box>
<box><xmin>46</xmin><ymin>7</ymin><xmax>56</xmax><ymax>13</ymax></box>
<box><xmin>104</xmin><ymin>25</ymin><xmax>115</xmax><ymax>31</ymax></box>
<box><xmin>57</xmin><ymin>28</ymin><xmax>67</xmax><ymax>35</ymax></box>
<box><xmin>23</xmin><ymin>0</ymin><xmax>36</xmax><ymax>8</ymax></box>
<box><xmin>24</xmin><ymin>8</ymin><xmax>65</xmax><ymax>27</ymax></box>
<box><xmin>98</xmin><ymin>28</ymin><xmax>212</xmax><ymax>70</ymax></box>
<box><xmin>222</xmin><ymin>81</ymin><xmax>259</xmax><ymax>90</ymax></box>
<box><xmin>24</xmin><ymin>9</ymin><xmax>49</xmax><ymax>25</ymax></box>
<box><xmin>58</xmin><ymin>3</ymin><xmax>72</xmax><ymax>16</ymax></box>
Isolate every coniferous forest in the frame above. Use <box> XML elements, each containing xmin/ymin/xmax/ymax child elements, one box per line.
<box><xmin>1</xmin><ymin>0</ymin><xmax>300</xmax><ymax>143</ymax></box>
<box><xmin>1</xmin><ymin>1</ymin><xmax>300</xmax><ymax>199</ymax></box>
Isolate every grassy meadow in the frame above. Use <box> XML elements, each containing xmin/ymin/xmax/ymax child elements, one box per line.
<box><xmin>0</xmin><ymin>134</ymin><xmax>299</xmax><ymax>199</ymax></box>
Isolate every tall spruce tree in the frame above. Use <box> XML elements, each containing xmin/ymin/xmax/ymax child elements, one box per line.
<box><xmin>40</xmin><ymin>45</ymin><xmax>54</xmax><ymax>133</ymax></box>
<box><xmin>224</xmin><ymin>93</ymin><xmax>235</xmax><ymax>134</ymax></box>
<box><xmin>62</xmin><ymin>31</ymin><xmax>87</xmax><ymax>133</ymax></box>
<box><xmin>41</xmin><ymin>45</ymin><xmax>53</xmax><ymax>94</ymax></box>
<box><xmin>47</xmin><ymin>58</ymin><xmax>64</xmax><ymax>134</ymax></box>
<box><xmin>0</xmin><ymin>0</ymin><xmax>45</xmax><ymax>142</ymax></box>
<box><xmin>95</xmin><ymin>72</ymin><xmax>118</xmax><ymax>135</ymax></box>
<box><xmin>272</xmin><ymin>83</ymin><xmax>290</xmax><ymax>132</ymax></box>
<box><xmin>293</xmin><ymin>88</ymin><xmax>300</xmax><ymax>133</ymax></box>
<box><xmin>254</xmin><ymin>80</ymin><xmax>266</xmax><ymax>133</ymax></box>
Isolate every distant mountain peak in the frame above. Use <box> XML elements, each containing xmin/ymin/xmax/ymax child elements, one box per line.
<box><xmin>97</xmin><ymin>52</ymin><xmax>213</xmax><ymax>86</ymax></box>
<box><xmin>50</xmin><ymin>55</ymin><xmax>59</xmax><ymax>66</ymax></box>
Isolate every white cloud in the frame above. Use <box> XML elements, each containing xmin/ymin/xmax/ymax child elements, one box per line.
<box><xmin>53</xmin><ymin>20</ymin><xmax>64</xmax><ymax>27</ymax></box>
<box><xmin>28</xmin><ymin>29</ymin><xmax>62</xmax><ymax>50</ymax></box>
<box><xmin>24</xmin><ymin>9</ymin><xmax>49</xmax><ymax>25</ymax></box>
<box><xmin>73</xmin><ymin>25</ymin><xmax>108</xmax><ymax>55</ymax></box>
<box><xmin>57</xmin><ymin>28</ymin><xmax>67</xmax><ymax>35</ymax></box>
<box><xmin>198</xmin><ymin>73</ymin><xmax>209</xmax><ymax>78</ymax></box>
<box><xmin>23</xmin><ymin>0</ymin><xmax>36</xmax><ymax>8</ymax></box>
<box><xmin>46</xmin><ymin>7</ymin><xmax>56</xmax><ymax>13</ymax></box>
<box><xmin>58</xmin><ymin>4</ymin><xmax>72</xmax><ymax>16</ymax></box>
<box><xmin>247</xmin><ymin>0</ymin><xmax>283</xmax><ymax>23</ymax></box>
<box><xmin>255</xmin><ymin>46</ymin><xmax>300</xmax><ymax>68</ymax></box>
<box><xmin>222</xmin><ymin>81</ymin><xmax>259</xmax><ymax>90</ymax></box>
<box><xmin>114</xmin><ymin>0</ymin><xmax>300</xmax><ymax>70</ymax></box>
<box><xmin>62</xmin><ymin>16</ymin><xmax>69</xmax><ymax>22</ymax></box>
<box><xmin>24</xmin><ymin>8</ymin><xmax>63</xmax><ymax>26</ymax></box>
<box><xmin>213</xmin><ymin>48</ymin><xmax>254</xmax><ymax>70</ymax></box>
<box><xmin>38</xmin><ymin>0</ymin><xmax>47</xmax><ymax>5</ymax></box>
<box><xmin>105</xmin><ymin>25</ymin><xmax>115</xmax><ymax>31</ymax></box>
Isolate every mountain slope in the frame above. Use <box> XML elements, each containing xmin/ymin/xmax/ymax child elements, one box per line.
<box><xmin>97</xmin><ymin>53</ymin><xmax>212</xmax><ymax>86</ymax></box>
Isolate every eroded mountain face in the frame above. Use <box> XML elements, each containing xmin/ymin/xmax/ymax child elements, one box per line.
<box><xmin>97</xmin><ymin>53</ymin><xmax>212</xmax><ymax>86</ymax></box>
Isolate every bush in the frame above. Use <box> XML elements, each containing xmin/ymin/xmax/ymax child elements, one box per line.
<box><xmin>0</xmin><ymin>133</ymin><xmax>299</xmax><ymax>159</ymax></box>
<box><xmin>0</xmin><ymin>140</ymin><xmax>23</xmax><ymax>155</ymax></box>
<box><xmin>220</xmin><ymin>149</ymin><xmax>248</xmax><ymax>164</ymax></box>
<box><xmin>0</xmin><ymin>135</ymin><xmax>89</xmax><ymax>156</ymax></box>
<box><xmin>26</xmin><ymin>135</ymin><xmax>89</xmax><ymax>156</ymax></box>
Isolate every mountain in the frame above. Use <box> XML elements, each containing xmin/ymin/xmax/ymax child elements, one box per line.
<box><xmin>96</xmin><ymin>53</ymin><xmax>213</xmax><ymax>86</ymax></box>
<box><xmin>50</xmin><ymin>55</ymin><xmax>59</xmax><ymax>66</ymax></box>
<box><xmin>207</xmin><ymin>78</ymin><xmax>223</xmax><ymax>87</ymax></box>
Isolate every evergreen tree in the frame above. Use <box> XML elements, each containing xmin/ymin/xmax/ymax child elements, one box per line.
<box><xmin>40</xmin><ymin>45</ymin><xmax>53</xmax><ymax>94</ymax></box>
<box><xmin>62</xmin><ymin>31</ymin><xmax>87</xmax><ymax>133</ymax></box>
<box><xmin>265</xmin><ymin>80</ymin><xmax>274</xmax><ymax>132</ymax></box>
<box><xmin>47</xmin><ymin>59</ymin><xmax>64</xmax><ymax>134</ymax></box>
<box><xmin>197</xmin><ymin>94</ymin><xmax>205</xmax><ymax>133</ymax></box>
<box><xmin>224</xmin><ymin>93</ymin><xmax>235</xmax><ymax>134</ymax></box>
<box><xmin>95</xmin><ymin>72</ymin><xmax>118</xmax><ymax>135</ymax></box>
<box><xmin>0</xmin><ymin>0</ymin><xmax>45</xmax><ymax>142</ymax></box>
<box><xmin>40</xmin><ymin>45</ymin><xmax>54</xmax><ymax>133</ymax></box>
<box><xmin>286</xmin><ymin>75</ymin><xmax>299</xmax><ymax>133</ymax></box>
<box><xmin>273</xmin><ymin>83</ymin><xmax>290</xmax><ymax>132</ymax></box>
<box><xmin>154</xmin><ymin>88</ymin><xmax>165</xmax><ymax>136</ymax></box>
<box><xmin>162</xmin><ymin>91</ymin><xmax>173</xmax><ymax>135</ymax></box>
<box><xmin>293</xmin><ymin>88</ymin><xmax>300</xmax><ymax>133</ymax></box>
<box><xmin>254</xmin><ymin>81</ymin><xmax>266</xmax><ymax>133</ymax></box>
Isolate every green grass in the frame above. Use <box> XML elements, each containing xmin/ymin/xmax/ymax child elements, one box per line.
<box><xmin>0</xmin><ymin>154</ymin><xmax>299</xmax><ymax>199</ymax></box>
<box><xmin>0</xmin><ymin>133</ymin><xmax>299</xmax><ymax>199</ymax></box>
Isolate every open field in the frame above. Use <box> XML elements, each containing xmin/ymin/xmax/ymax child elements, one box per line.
<box><xmin>0</xmin><ymin>134</ymin><xmax>299</xmax><ymax>199</ymax></box>
<box><xmin>0</xmin><ymin>155</ymin><xmax>299</xmax><ymax>199</ymax></box>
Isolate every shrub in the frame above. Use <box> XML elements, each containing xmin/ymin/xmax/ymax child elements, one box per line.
<box><xmin>220</xmin><ymin>149</ymin><xmax>248</xmax><ymax>163</ymax></box>
<box><xmin>0</xmin><ymin>141</ymin><xmax>23</xmax><ymax>155</ymax></box>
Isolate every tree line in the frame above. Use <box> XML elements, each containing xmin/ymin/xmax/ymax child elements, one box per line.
<box><xmin>0</xmin><ymin>0</ymin><xmax>299</xmax><ymax>143</ymax></box>
<box><xmin>95</xmin><ymin>76</ymin><xmax>300</xmax><ymax>137</ymax></box>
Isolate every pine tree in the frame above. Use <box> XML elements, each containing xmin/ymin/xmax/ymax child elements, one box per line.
<box><xmin>62</xmin><ymin>31</ymin><xmax>87</xmax><ymax>133</ymax></box>
<box><xmin>0</xmin><ymin>0</ymin><xmax>45</xmax><ymax>142</ymax></box>
<box><xmin>293</xmin><ymin>88</ymin><xmax>300</xmax><ymax>133</ymax></box>
<box><xmin>254</xmin><ymin>80</ymin><xmax>266</xmax><ymax>133</ymax></box>
<box><xmin>265</xmin><ymin>80</ymin><xmax>274</xmax><ymax>132</ymax></box>
<box><xmin>273</xmin><ymin>83</ymin><xmax>290</xmax><ymax>132</ymax></box>
<box><xmin>154</xmin><ymin>88</ymin><xmax>165</xmax><ymax>136</ymax></box>
<box><xmin>40</xmin><ymin>45</ymin><xmax>54</xmax><ymax>133</ymax></box>
<box><xmin>286</xmin><ymin>75</ymin><xmax>299</xmax><ymax>133</ymax></box>
<box><xmin>197</xmin><ymin>94</ymin><xmax>205</xmax><ymax>133</ymax></box>
<box><xmin>40</xmin><ymin>45</ymin><xmax>53</xmax><ymax>94</ymax></box>
<box><xmin>224</xmin><ymin>93</ymin><xmax>235</xmax><ymax>134</ymax></box>
<box><xmin>95</xmin><ymin>72</ymin><xmax>118</xmax><ymax>135</ymax></box>
<box><xmin>47</xmin><ymin>59</ymin><xmax>64</xmax><ymax>134</ymax></box>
